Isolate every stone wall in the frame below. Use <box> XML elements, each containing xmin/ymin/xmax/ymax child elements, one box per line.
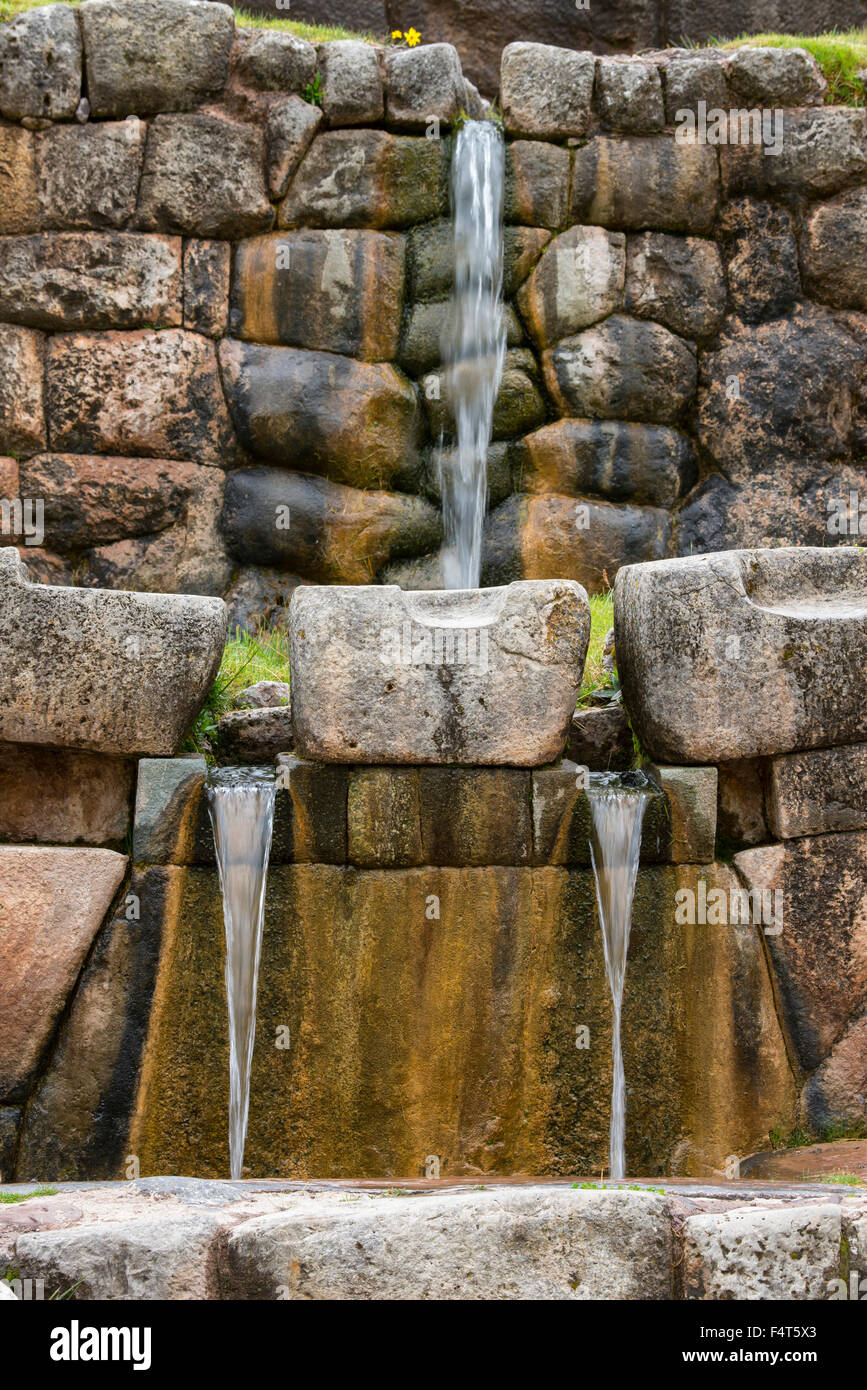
<box><xmin>1</xmin><ymin>4</ymin><xmax>866</xmax><ymax>630</ymax></box>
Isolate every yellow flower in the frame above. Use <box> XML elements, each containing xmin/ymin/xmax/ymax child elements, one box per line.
<box><xmin>391</xmin><ymin>30</ymin><xmax>403</xmax><ymax>40</ymax></box>
<box><xmin>405</xmin><ymin>28</ymin><xmax>421</xmax><ymax>46</ymax></box>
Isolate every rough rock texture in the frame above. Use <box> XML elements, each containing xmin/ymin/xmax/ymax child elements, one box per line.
<box><xmin>0</xmin><ymin>233</ymin><xmax>182</xmax><ymax>332</ymax></box>
<box><xmin>0</xmin><ymin>1108</ymin><xmax>19</xmax><ymax>1181</ymax></box>
<box><xmin>136</xmin><ymin>113</ymin><xmax>272</xmax><ymax>239</ymax></box>
<box><xmin>597</xmin><ymin>58</ymin><xmax>665</xmax><ymax>134</ymax></box>
<box><xmin>801</xmin><ymin>188</ymin><xmax>867</xmax><ymax>312</ymax></box>
<box><xmin>17</xmin><ymin>1213</ymin><xmax>224</xmax><ymax>1299</ymax></box>
<box><xmin>572</xmin><ymin>137</ymin><xmax>720</xmax><ymax>234</ymax></box>
<box><xmin>721</xmin><ymin>108</ymin><xmax>867</xmax><ymax>201</ymax></box>
<box><xmin>516</xmin><ymin>226</ymin><xmax>626</xmax><ymax>348</ymax></box>
<box><xmin>0</xmin><ymin>126</ymin><xmax>38</xmax><ymax>235</ymax></box>
<box><xmin>216</xmin><ymin>707</ymin><xmax>293</xmax><ymax>763</ymax></box>
<box><xmin>615</xmin><ymin>548</ymin><xmax>867</xmax><ymax>763</ymax></box>
<box><xmin>182</xmin><ymin>239</ymin><xmax>230</xmax><ymax>339</ymax></box>
<box><xmin>803</xmin><ymin>1013</ymin><xmax>867</xmax><ymax>1132</ymax></box>
<box><xmin>280</xmin><ymin>131</ymin><xmax>448</xmax><ymax>230</ymax></box>
<box><xmin>0</xmin><ymin>325</ymin><xmax>45</xmax><ymax>455</ymax></box>
<box><xmin>513</xmin><ymin>420</ymin><xmax>695</xmax><ymax>509</ymax></box>
<box><xmin>219</xmin><ymin>340</ymin><xmax>420</xmax><ymax>488</ymax></box>
<box><xmin>233</xmin><ymin>27</ymin><xmax>315</xmax><ymax>96</ymax></box>
<box><xmin>289</xmin><ymin>580</ymin><xmax>590</xmax><ymax>765</ymax></box>
<box><xmin>717</xmin><ymin>198</ymin><xmax>800</xmax><ymax>323</ymax></box>
<box><xmin>318</xmin><ymin>39</ymin><xmax>382</xmax><ymax>127</ymax></box>
<box><xmin>735</xmin><ymin>835</ymin><xmax>867</xmax><ymax>1076</ymax></box>
<box><xmin>567</xmin><ymin>705</ymin><xmax>634</xmax><ymax>772</ymax></box>
<box><xmin>0</xmin><ymin>4</ymin><xmax>82</xmax><ymax>121</ymax></box>
<box><xmin>625</xmin><ymin>233</ymin><xmax>726</xmax><ymax>341</ymax></box>
<box><xmin>79</xmin><ymin>0</ymin><xmax>234</xmax><ymax>118</ymax></box>
<box><xmin>132</xmin><ymin>759</ymin><xmax>206</xmax><ymax>865</ymax></box>
<box><xmin>0</xmin><ymin>743</ymin><xmax>133</xmax><ymax>846</ymax></box>
<box><xmin>543</xmin><ymin>316</ymin><xmax>697</xmax><ymax>425</ymax></box>
<box><xmin>728</xmin><ymin>44</ymin><xmax>826</xmax><ymax>106</ymax></box>
<box><xmin>226</xmin><ymin>1188</ymin><xmax>674</xmax><ymax>1299</ymax></box>
<box><xmin>500</xmin><ymin>43</ymin><xmax>595</xmax><ymax>140</ymax></box>
<box><xmin>649</xmin><ymin>766</ymin><xmax>717</xmax><ymax>864</ymax></box>
<box><xmin>230</xmin><ymin>231</ymin><xmax>405</xmax><ymax>361</ymax></box>
<box><xmin>0</xmin><ymin>846</ymin><xmax>127</xmax><ymax>1100</ymax></box>
<box><xmin>682</xmin><ymin>1204</ymin><xmax>841</xmax><ymax>1300</ymax></box>
<box><xmin>767</xmin><ymin>745</ymin><xmax>867</xmax><ymax>839</ymax></box>
<box><xmin>47</xmin><ymin>330</ymin><xmax>239</xmax><ymax>465</ymax></box>
<box><xmin>384</xmin><ymin>43</ymin><xmax>464</xmax><ymax>129</ymax></box>
<box><xmin>0</xmin><ymin>547</ymin><xmax>226</xmax><ymax>756</ymax></box>
<box><xmin>266</xmin><ymin>96</ymin><xmax>322</xmax><ymax>200</ymax></box>
<box><xmin>36</xmin><ymin>118</ymin><xmax>147</xmax><ymax>232</ymax></box>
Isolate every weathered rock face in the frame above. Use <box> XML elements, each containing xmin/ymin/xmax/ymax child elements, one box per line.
<box><xmin>0</xmin><ymin>742</ymin><xmax>133</xmax><ymax>847</ymax></box>
<box><xmin>802</xmin><ymin>1013</ymin><xmax>867</xmax><ymax>1133</ymax></box>
<box><xmin>516</xmin><ymin>226</ymin><xmax>626</xmax><ymax>347</ymax></box>
<box><xmin>79</xmin><ymin>0</ymin><xmax>234</xmax><ymax>118</ymax></box>
<box><xmin>717</xmin><ymin>198</ymin><xmax>800</xmax><ymax>323</ymax></box>
<box><xmin>572</xmin><ymin>137</ymin><xmax>720</xmax><ymax>234</ymax></box>
<box><xmin>501</xmin><ymin>42</ymin><xmax>595</xmax><ymax>140</ymax></box>
<box><xmin>182</xmin><ymin>240</ymin><xmax>230</xmax><ymax>339</ymax></box>
<box><xmin>0</xmin><ymin>846</ymin><xmax>127</xmax><ymax>1100</ymax></box>
<box><xmin>219</xmin><ymin>340</ymin><xmax>421</xmax><ymax>489</ymax></box>
<box><xmin>36</xmin><ymin>118</ymin><xmax>147</xmax><ymax>232</ymax></box>
<box><xmin>226</xmin><ymin>1188</ymin><xmax>674</xmax><ymax>1300</ymax></box>
<box><xmin>280</xmin><ymin>131</ymin><xmax>448</xmax><ymax>230</ymax></box>
<box><xmin>615</xmin><ymin>547</ymin><xmax>867</xmax><ymax>763</ymax></box>
<box><xmin>505</xmin><ymin>140</ymin><xmax>570</xmax><ymax>230</ymax></box>
<box><xmin>801</xmin><ymin>188</ymin><xmax>867</xmax><ymax>312</ymax></box>
<box><xmin>289</xmin><ymin>580</ymin><xmax>590</xmax><ymax>765</ymax></box>
<box><xmin>682</xmin><ymin>1204</ymin><xmax>841</xmax><ymax>1300</ymax></box>
<box><xmin>0</xmin><ymin>325</ymin><xmax>45</xmax><ymax>455</ymax></box>
<box><xmin>46</xmin><ymin>330</ymin><xmax>239</xmax><ymax>466</ymax></box>
<box><xmin>222</xmin><ymin>468</ymin><xmax>442</xmax><ymax>584</ymax></box>
<box><xmin>0</xmin><ymin>4</ymin><xmax>82</xmax><ymax>121</ymax></box>
<box><xmin>625</xmin><ymin>233</ymin><xmax>726</xmax><ymax>341</ymax></box>
<box><xmin>0</xmin><ymin>125</ymin><xmax>38</xmax><ymax>235</ymax></box>
<box><xmin>543</xmin><ymin>316</ymin><xmax>697</xmax><ymax>425</ymax></box>
<box><xmin>0</xmin><ymin>233</ymin><xmax>182</xmax><ymax>332</ymax></box>
<box><xmin>266</xmin><ymin>96</ymin><xmax>322</xmax><ymax>200</ymax></box>
<box><xmin>318</xmin><ymin>39</ymin><xmax>382</xmax><ymax>127</ymax></box>
<box><xmin>384</xmin><ymin>43</ymin><xmax>465</xmax><ymax>129</ymax></box>
<box><xmin>735</xmin><ymin>835</ymin><xmax>867</xmax><ymax>1077</ymax></box>
<box><xmin>513</xmin><ymin>420</ymin><xmax>695</xmax><ymax>508</ymax></box>
<box><xmin>216</xmin><ymin>707</ymin><xmax>293</xmax><ymax>763</ymax></box>
<box><xmin>0</xmin><ymin>548</ymin><xmax>226</xmax><ymax>756</ymax></box>
<box><xmin>721</xmin><ymin>107</ymin><xmax>867</xmax><ymax>201</ymax></box>
<box><xmin>230</xmin><ymin>231</ymin><xmax>405</xmax><ymax>361</ymax></box>
<box><xmin>136</xmin><ymin>114</ymin><xmax>273</xmax><ymax>239</ymax></box>
<box><xmin>767</xmin><ymin>745</ymin><xmax>867</xmax><ymax>839</ymax></box>
<box><xmin>232</xmin><ymin>27</ymin><xmax>316</xmax><ymax>97</ymax></box>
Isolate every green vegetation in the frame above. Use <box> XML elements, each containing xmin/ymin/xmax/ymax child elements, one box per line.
<box><xmin>577</xmin><ymin>590</ymin><xmax>616</xmax><ymax>708</ymax></box>
<box><xmin>0</xmin><ymin>1</ymin><xmax>380</xmax><ymax>37</ymax></box>
<box><xmin>0</xmin><ymin>1186</ymin><xmax>57</xmax><ymax>1204</ymax></box>
<box><xmin>301</xmin><ymin>70</ymin><xmax>323</xmax><ymax>107</ymax></box>
<box><xmin>183</xmin><ymin>626</ymin><xmax>291</xmax><ymax>759</ymax></box>
<box><xmin>818</xmin><ymin>1172</ymin><xmax>864</xmax><ymax>1185</ymax></box>
<box><xmin>710</xmin><ymin>29</ymin><xmax>867</xmax><ymax>106</ymax></box>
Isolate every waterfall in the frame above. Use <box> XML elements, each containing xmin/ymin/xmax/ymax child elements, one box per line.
<box><xmin>206</xmin><ymin>767</ymin><xmax>276</xmax><ymax>1180</ymax></box>
<box><xmin>439</xmin><ymin>119</ymin><xmax>506</xmax><ymax>590</ymax></box>
<box><xmin>587</xmin><ymin>775</ymin><xmax>650</xmax><ymax>1180</ymax></box>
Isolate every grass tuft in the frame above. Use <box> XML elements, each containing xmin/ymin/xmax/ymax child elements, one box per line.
<box><xmin>183</xmin><ymin>626</ymin><xmax>291</xmax><ymax>759</ymax></box>
<box><xmin>0</xmin><ymin>1186</ymin><xmax>57</xmax><ymax>1204</ymax></box>
<box><xmin>578</xmin><ymin>590</ymin><xmax>615</xmax><ymax>707</ymax></box>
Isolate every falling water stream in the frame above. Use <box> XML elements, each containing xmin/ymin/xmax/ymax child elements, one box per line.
<box><xmin>439</xmin><ymin>119</ymin><xmax>506</xmax><ymax>589</ymax></box>
<box><xmin>587</xmin><ymin>774</ymin><xmax>651</xmax><ymax>1180</ymax></box>
<box><xmin>206</xmin><ymin>767</ymin><xmax>276</xmax><ymax>1180</ymax></box>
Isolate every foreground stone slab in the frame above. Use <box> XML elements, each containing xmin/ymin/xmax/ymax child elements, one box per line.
<box><xmin>767</xmin><ymin>744</ymin><xmax>867</xmax><ymax>839</ymax></box>
<box><xmin>0</xmin><ymin>846</ymin><xmax>127</xmax><ymax>1100</ymax></box>
<box><xmin>0</xmin><ymin>549</ymin><xmax>226</xmax><ymax>756</ymax></box>
<box><xmin>615</xmin><ymin>548</ymin><xmax>867</xmax><ymax>763</ymax></box>
<box><xmin>17</xmin><ymin>1213</ymin><xmax>224</xmax><ymax>1300</ymax></box>
<box><xmin>682</xmin><ymin>1204</ymin><xmax>841</xmax><ymax>1300</ymax></box>
<box><xmin>226</xmin><ymin>1188</ymin><xmax>673</xmax><ymax>1299</ymax></box>
<box><xmin>290</xmin><ymin>581</ymin><xmax>590</xmax><ymax>765</ymax></box>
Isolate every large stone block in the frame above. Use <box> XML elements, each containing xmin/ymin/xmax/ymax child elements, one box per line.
<box><xmin>384</xmin><ymin>43</ymin><xmax>464</xmax><ymax>129</ymax></box>
<box><xmin>226</xmin><ymin>1188</ymin><xmax>674</xmax><ymax>1300</ymax></box>
<box><xmin>516</xmin><ymin>226</ymin><xmax>626</xmax><ymax>349</ymax></box>
<box><xmin>318</xmin><ymin>39</ymin><xmax>383</xmax><ymax>126</ymax></box>
<box><xmin>0</xmin><ymin>126</ymin><xmax>39</xmax><ymax>235</ymax></box>
<box><xmin>504</xmin><ymin>141</ymin><xmax>569</xmax><ymax>231</ymax></box>
<box><xmin>802</xmin><ymin>1013</ymin><xmax>867</xmax><ymax>1133</ymax></box>
<box><xmin>423</xmin><ymin>352</ymin><xmax>546</xmax><ymax>441</ymax></box>
<box><xmin>266</xmin><ymin>96</ymin><xmax>322</xmax><ymax>200</ymax></box>
<box><xmin>625</xmin><ymin>233</ymin><xmax>726</xmax><ymax>341</ymax></box>
<box><xmin>230</xmin><ymin>230</ymin><xmax>404</xmax><ymax>362</ymax></box>
<box><xmin>513</xmin><ymin>419</ymin><xmax>695</xmax><ymax>508</ymax></box>
<box><xmin>0</xmin><ymin>234</ymin><xmax>182</xmax><ymax>332</ymax></box>
<box><xmin>767</xmin><ymin>745</ymin><xmax>867</xmax><ymax>839</ymax></box>
<box><xmin>530</xmin><ymin>761</ymin><xmax>671</xmax><ymax>866</ymax></box>
<box><xmin>79</xmin><ymin>0</ymin><xmax>234</xmax><ymax>117</ymax></box>
<box><xmin>36</xmin><ymin>118</ymin><xmax>146</xmax><ymax>232</ymax></box>
<box><xmin>0</xmin><ymin>547</ymin><xmax>226</xmax><ymax>756</ymax></box>
<box><xmin>717</xmin><ymin>198</ymin><xmax>800</xmax><ymax>324</ymax></box>
<box><xmin>46</xmin><ymin>330</ymin><xmax>239</xmax><ymax>466</ymax></box>
<box><xmin>290</xmin><ymin>580</ymin><xmax>590</xmax><ymax>766</ymax></box>
<box><xmin>0</xmin><ymin>742</ymin><xmax>133</xmax><ymax>847</ymax></box>
<box><xmin>219</xmin><ymin>340</ymin><xmax>420</xmax><ymax>489</ymax></box>
<box><xmin>233</xmin><ymin>27</ymin><xmax>316</xmax><ymax>95</ymax></box>
<box><xmin>0</xmin><ymin>325</ymin><xmax>45</xmax><ymax>456</ymax></box>
<box><xmin>727</xmin><ymin>44</ymin><xmax>826</xmax><ymax>106</ymax></box>
<box><xmin>132</xmin><ymin>758</ymin><xmax>206</xmax><ymax>864</ymax></box>
<box><xmin>597</xmin><ymin>57</ymin><xmax>664</xmax><ymax>134</ymax></box>
<box><xmin>648</xmin><ymin>766</ymin><xmax>717</xmax><ymax>864</ymax></box>
<box><xmin>0</xmin><ymin>4</ymin><xmax>82</xmax><ymax>120</ymax></box>
<box><xmin>801</xmin><ymin>188</ymin><xmax>867</xmax><ymax>313</ymax></box>
<box><xmin>222</xmin><ymin>468</ymin><xmax>442</xmax><ymax>585</ymax></box>
<box><xmin>572</xmin><ymin>136</ymin><xmax>719</xmax><ymax>235</ymax></box>
<box><xmin>279</xmin><ymin>131</ymin><xmax>448</xmax><ymax>230</ymax></box>
<box><xmin>0</xmin><ymin>846</ymin><xmax>127</xmax><ymax>1100</ymax></box>
<box><xmin>676</xmin><ymin>464</ymin><xmax>867</xmax><ymax>557</ymax></box>
<box><xmin>136</xmin><ymin>114</ymin><xmax>273</xmax><ymax>240</ymax></box>
<box><xmin>721</xmin><ymin>108</ymin><xmax>867</xmax><ymax>201</ymax></box>
<box><xmin>615</xmin><ymin>547</ymin><xmax>867</xmax><ymax>763</ymax></box>
<box><xmin>14</xmin><ymin>865</ymin><xmax>173</xmax><ymax>1181</ymax></box>
<box><xmin>500</xmin><ymin>42</ymin><xmax>594</xmax><ymax>139</ymax></box>
<box><xmin>542</xmin><ymin>316</ymin><xmax>697</xmax><ymax>425</ymax></box>
<box><xmin>682</xmin><ymin>1205</ymin><xmax>841</xmax><ymax>1300</ymax></box>
<box><xmin>483</xmin><ymin>492</ymin><xmax>670</xmax><ymax>595</ymax></box>
<box><xmin>16</xmin><ymin>1213</ymin><xmax>224</xmax><ymax>1299</ymax></box>
<box><xmin>734</xmin><ymin>834</ymin><xmax>867</xmax><ymax>1074</ymax></box>
<box><xmin>182</xmin><ymin>240</ymin><xmax>230</xmax><ymax>339</ymax></box>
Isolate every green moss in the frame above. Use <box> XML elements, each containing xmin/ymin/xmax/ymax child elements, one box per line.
<box><xmin>709</xmin><ymin>29</ymin><xmax>867</xmax><ymax>107</ymax></box>
<box><xmin>0</xmin><ymin>1186</ymin><xmax>57</xmax><ymax>1204</ymax></box>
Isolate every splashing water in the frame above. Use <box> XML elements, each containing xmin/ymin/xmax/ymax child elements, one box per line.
<box><xmin>206</xmin><ymin>767</ymin><xmax>276</xmax><ymax>1180</ymax></box>
<box><xmin>438</xmin><ymin>120</ymin><xmax>506</xmax><ymax>589</ymax></box>
<box><xmin>587</xmin><ymin>775</ymin><xmax>650</xmax><ymax>1180</ymax></box>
